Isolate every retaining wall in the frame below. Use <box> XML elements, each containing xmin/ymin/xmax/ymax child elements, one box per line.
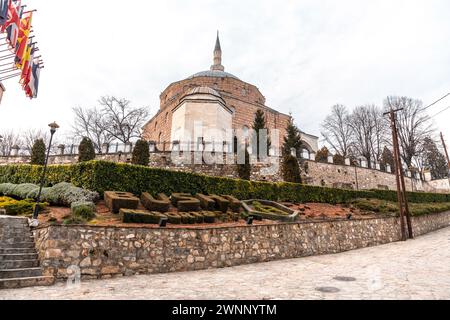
<box><xmin>33</xmin><ymin>211</ymin><xmax>450</xmax><ymax>280</ymax></box>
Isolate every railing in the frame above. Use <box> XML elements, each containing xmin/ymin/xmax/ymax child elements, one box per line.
<box><xmin>0</xmin><ymin>141</ymin><xmax>425</xmax><ymax>181</ymax></box>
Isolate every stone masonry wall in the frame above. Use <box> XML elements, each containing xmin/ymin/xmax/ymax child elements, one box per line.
<box><xmin>33</xmin><ymin>211</ymin><xmax>450</xmax><ymax>281</ymax></box>
<box><xmin>302</xmin><ymin>160</ymin><xmax>442</xmax><ymax>193</ymax></box>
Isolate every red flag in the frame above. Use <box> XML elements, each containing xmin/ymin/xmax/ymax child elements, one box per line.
<box><xmin>15</xmin><ymin>11</ymin><xmax>32</xmax><ymax>68</ymax></box>
<box><xmin>1</xmin><ymin>0</ymin><xmax>20</xmax><ymax>47</ymax></box>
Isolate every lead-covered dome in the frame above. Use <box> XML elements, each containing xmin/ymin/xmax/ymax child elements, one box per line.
<box><xmin>187</xmin><ymin>70</ymin><xmax>240</xmax><ymax>80</ymax></box>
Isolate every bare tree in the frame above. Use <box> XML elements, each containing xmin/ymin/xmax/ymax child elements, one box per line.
<box><xmin>384</xmin><ymin>96</ymin><xmax>433</xmax><ymax>168</ymax></box>
<box><xmin>21</xmin><ymin>129</ymin><xmax>49</xmax><ymax>153</ymax></box>
<box><xmin>99</xmin><ymin>96</ymin><xmax>149</xmax><ymax>143</ymax></box>
<box><xmin>348</xmin><ymin>105</ymin><xmax>375</xmax><ymax>167</ymax></box>
<box><xmin>72</xmin><ymin>106</ymin><xmax>112</xmax><ymax>153</ymax></box>
<box><xmin>369</xmin><ymin>106</ymin><xmax>389</xmax><ymax>162</ymax></box>
<box><xmin>0</xmin><ymin>131</ymin><xmax>21</xmax><ymax>156</ymax></box>
<box><xmin>321</xmin><ymin>104</ymin><xmax>353</xmax><ymax>157</ymax></box>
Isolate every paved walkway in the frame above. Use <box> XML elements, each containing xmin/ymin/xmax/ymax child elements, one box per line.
<box><xmin>1</xmin><ymin>227</ymin><xmax>449</xmax><ymax>300</ymax></box>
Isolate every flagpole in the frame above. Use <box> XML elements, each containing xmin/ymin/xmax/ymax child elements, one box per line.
<box><xmin>0</xmin><ymin>72</ymin><xmax>21</xmax><ymax>81</ymax></box>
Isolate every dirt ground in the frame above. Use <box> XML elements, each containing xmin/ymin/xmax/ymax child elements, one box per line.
<box><xmin>36</xmin><ymin>200</ymin><xmax>378</xmax><ymax>229</ymax></box>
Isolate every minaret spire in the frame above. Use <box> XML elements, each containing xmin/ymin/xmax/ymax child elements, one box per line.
<box><xmin>211</xmin><ymin>30</ymin><xmax>224</xmax><ymax>71</ymax></box>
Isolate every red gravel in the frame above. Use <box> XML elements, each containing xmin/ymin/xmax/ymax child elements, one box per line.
<box><xmin>38</xmin><ymin>201</ymin><xmax>376</xmax><ymax>229</ymax></box>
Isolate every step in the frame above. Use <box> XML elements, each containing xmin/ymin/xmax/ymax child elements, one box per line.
<box><xmin>0</xmin><ymin>276</ymin><xmax>54</xmax><ymax>290</ymax></box>
<box><xmin>0</xmin><ymin>267</ymin><xmax>43</xmax><ymax>279</ymax></box>
<box><xmin>1</xmin><ymin>236</ymin><xmax>35</xmax><ymax>244</ymax></box>
<box><xmin>0</xmin><ymin>253</ymin><xmax>38</xmax><ymax>261</ymax></box>
<box><xmin>0</xmin><ymin>248</ymin><xmax>37</xmax><ymax>254</ymax></box>
<box><xmin>0</xmin><ymin>232</ymin><xmax>33</xmax><ymax>240</ymax></box>
<box><xmin>0</xmin><ymin>259</ymin><xmax>39</xmax><ymax>269</ymax></box>
<box><xmin>0</xmin><ymin>226</ymin><xmax>30</xmax><ymax>232</ymax></box>
<box><xmin>0</xmin><ymin>242</ymin><xmax>36</xmax><ymax>249</ymax></box>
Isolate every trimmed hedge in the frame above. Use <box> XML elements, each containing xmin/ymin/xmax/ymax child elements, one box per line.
<box><xmin>1</xmin><ymin>161</ymin><xmax>449</xmax><ymax>204</ymax></box>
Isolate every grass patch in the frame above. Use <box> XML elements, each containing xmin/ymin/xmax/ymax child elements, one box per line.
<box><xmin>349</xmin><ymin>198</ymin><xmax>450</xmax><ymax>216</ymax></box>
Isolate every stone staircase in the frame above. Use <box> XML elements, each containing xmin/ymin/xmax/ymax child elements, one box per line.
<box><xmin>0</xmin><ymin>216</ymin><xmax>54</xmax><ymax>289</ymax></box>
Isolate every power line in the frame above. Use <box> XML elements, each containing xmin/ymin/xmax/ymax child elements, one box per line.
<box><xmin>424</xmin><ymin>93</ymin><xmax>450</xmax><ymax>111</ymax></box>
<box><xmin>430</xmin><ymin>105</ymin><xmax>450</xmax><ymax>118</ymax></box>
<box><xmin>423</xmin><ymin>92</ymin><xmax>450</xmax><ymax>110</ymax></box>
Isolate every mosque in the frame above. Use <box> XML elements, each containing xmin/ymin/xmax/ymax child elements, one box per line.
<box><xmin>142</xmin><ymin>33</ymin><xmax>318</xmax><ymax>156</ymax></box>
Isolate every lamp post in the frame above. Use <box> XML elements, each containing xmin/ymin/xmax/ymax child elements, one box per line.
<box><xmin>31</xmin><ymin>122</ymin><xmax>59</xmax><ymax>226</ymax></box>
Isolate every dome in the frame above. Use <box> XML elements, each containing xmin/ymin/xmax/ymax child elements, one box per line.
<box><xmin>185</xmin><ymin>86</ymin><xmax>222</xmax><ymax>97</ymax></box>
<box><xmin>187</xmin><ymin>70</ymin><xmax>240</xmax><ymax>80</ymax></box>
<box><xmin>181</xmin><ymin>86</ymin><xmax>225</xmax><ymax>104</ymax></box>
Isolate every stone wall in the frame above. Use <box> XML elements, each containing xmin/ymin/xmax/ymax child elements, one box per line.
<box><xmin>302</xmin><ymin>160</ymin><xmax>442</xmax><ymax>193</ymax></box>
<box><xmin>33</xmin><ymin>211</ymin><xmax>450</xmax><ymax>281</ymax></box>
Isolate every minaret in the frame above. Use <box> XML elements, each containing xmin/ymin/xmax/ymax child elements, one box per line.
<box><xmin>210</xmin><ymin>31</ymin><xmax>225</xmax><ymax>72</ymax></box>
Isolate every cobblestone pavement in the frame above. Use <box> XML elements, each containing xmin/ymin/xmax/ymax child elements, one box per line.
<box><xmin>1</xmin><ymin>227</ymin><xmax>449</xmax><ymax>300</ymax></box>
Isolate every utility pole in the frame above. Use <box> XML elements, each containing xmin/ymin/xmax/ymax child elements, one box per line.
<box><xmin>384</xmin><ymin>108</ymin><xmax>413</xmax><ymax>240</ymax></box>
<box><xmin>440</xmin><ymin>132</ymin><xmax>450</xmax><ymax>169</ymax></box>
<box><xmin>440</xmin><ymin>132</ymin><xmax>450</xmax><ymax>186</ymax></box>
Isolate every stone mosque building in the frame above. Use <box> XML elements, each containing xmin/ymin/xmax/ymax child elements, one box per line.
<box><xmin>142</xmin><ymin>33</ymin><xmax>319</xmax><ymax>155</ymax></box>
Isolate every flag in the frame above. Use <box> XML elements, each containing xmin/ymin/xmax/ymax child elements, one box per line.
<box><xmin>2</xmin><ymin>0</ymin><xmax>21</xmax><ymax>48</ymax></box>
<box><xmin>26</xmin><ymin>57</ymin><xmax>40</xmax><ymax>98</ymax></box>
<box><xmin>0</xmin><ymin>0</ymin><xmax>9</xmax><ymax>26</ymax></box>
<box><xmin>15</xmin><ymin>11</ymin><xmax>32</xmax><ymax>68</ymax></box>
<box><xmin>20</xmin><ymin>39</ymin><xmax>34</xmax><ymax>84</ymax></box>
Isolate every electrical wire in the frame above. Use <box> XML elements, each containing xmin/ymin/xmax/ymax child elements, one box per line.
<box><xmin>424</xmin><ymin>93</ymin><xmax>450</xmax><ymax>111</ymax></box>
<box><xmin>430</xmin><ymin>105</ymin><xmax>450</xmax><ymax>119</ymax></box>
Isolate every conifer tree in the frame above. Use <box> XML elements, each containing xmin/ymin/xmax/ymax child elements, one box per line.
<box><xmin>78</xmin><ymin>137</ymin><xmax>96</xmax><ymax>162</ymax></box>
<box><xmin>132</xmin><ymin>139</ymin><xmax>150</xmax><ymax>166</ymax></box>
<box><xmin>252</xmin><ymin>109</ymin><xmax>271</xmax><ymax>160</ymax></box>
<box><xmin>30</xmin><ymin>139</ymin><xmax>46</xmax><ymax>165</ymax></box>
<box><xmin>282</xmin><ymin>116</ymin><xmax>302</xmax><ymax>157</ymax></box>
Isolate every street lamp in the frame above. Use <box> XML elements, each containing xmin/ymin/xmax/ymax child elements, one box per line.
<box><xmin>31</xmin><ymin>122</ymin><xmax>59</xmax><ymax>226</ymax></box>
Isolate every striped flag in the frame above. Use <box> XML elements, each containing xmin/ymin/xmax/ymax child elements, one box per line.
<box><xmin>20</xmin><ymin>39</ymin><xmax>34</xmax><ymax>85</ymax></box>
<box><xmin>2</xmin><ymin>0</ymin><xmax>21</xmax><ymax>48</ymax></box>
<box><xmin>0</xmin><ymin>0</ymin><xmax>9</xmax><ymax>26</ymax></box>
<box><xmin>26</xmin><ymin>57</ymin><xmax>40</xmax><ymax>98</ymax></box>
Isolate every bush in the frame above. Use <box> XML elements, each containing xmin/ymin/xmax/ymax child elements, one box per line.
<box><xmin>281</xmin><ymin>154</ymin><xmax>301</xmax><ymax>183</ymax></box>
<box><xmin>31</xmin><ymin>139</ymin><xmax>46</xmax><ymax>165</ymax></box>
<box><xmin>0</xmin><ymin>181</ymin><xmax>98</xmax><ymax>207</ymax></box>
<box><xmin>71</xmin><ymin>201</ymin><xmax>96</xmax><ymax>220</ymax></box>
<box><xmin>131</xmin><ymin>139</ymin><xmax>150</xmax><ymax>166</ymax></box>
<box><xmin>63</xmin><ymin>216</ymin><xmax>86</xmax><ymax>225</ymax></box>
<box><xmin>12</xmin><ymin>183</ymin><xmax>39</xmax><ymax>199</ymax></box>
<box><xmin>78</xmin><ymin>137</ymin><xmax>96</xmax><ymax>162</ymax></box>
<box><xmin>1</xmin><ymin>160</ymin><xmax>450</xmax><ymax>205</ymax></box>
<box><xmin>0</xmin><ymin>196</ymin><xmax>47</xmax><ymax>216</ymax></box>
<box><xmin>0</xmin><ymin>183</ymin><xmax>18</xmax><ymax>196</ymax></box>
<box><xmin>350</xmin><ymin>198</ymin><xmax>450</xmax><ymax>216</ymax></box>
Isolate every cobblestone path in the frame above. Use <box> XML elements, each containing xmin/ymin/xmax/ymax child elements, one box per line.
<box><xmin>1</xmin><ymin>227</ymin><xmax>449</xmax><ymax>300</ymax></box>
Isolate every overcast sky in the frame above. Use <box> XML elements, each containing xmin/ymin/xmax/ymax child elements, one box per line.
<box><xmin>0</xmin><ymin>0</ymin><xmax>449</xmax><ymax>146</ymax></box>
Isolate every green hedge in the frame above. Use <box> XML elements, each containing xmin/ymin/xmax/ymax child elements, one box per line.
<box><xmin>1</xmin><ymin>160</ymin><xmax>449</xmax><ymax>204</ymax></box>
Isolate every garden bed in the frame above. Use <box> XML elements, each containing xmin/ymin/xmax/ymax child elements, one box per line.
<box><xmin>31</xmin><ymin>200</ymin><xmax>383</xmax><ymax>229</ymax></box>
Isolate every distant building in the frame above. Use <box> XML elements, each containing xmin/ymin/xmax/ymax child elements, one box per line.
<box><xmin>142</xmin><ymin>33</ymin><xmax>318</xmax><ymax>154</ymax></box>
